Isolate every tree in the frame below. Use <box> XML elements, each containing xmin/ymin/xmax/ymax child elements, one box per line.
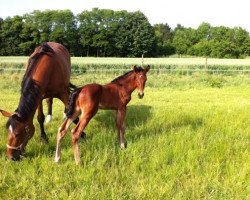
<box><xmin>0</xmin><ymin>16</ymin><xmax>24</xmax><ymax>55</ymax></box>
<box><xmin>153</xmin><ymin>23</ymin><xmax>175</xmax><ymax>56</ymax></box>
<box><xmin>115</xmin><ymin>11</ymin><xmax>156</xmax><ymax>57</ymax></box>
<box><xmin>173</xmin><ymin>27</ymin><xmax>197</xmax><ymax>55</ymax></box>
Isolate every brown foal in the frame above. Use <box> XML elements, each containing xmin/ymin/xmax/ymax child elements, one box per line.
<box><xmin>55</xmin><ymin>65</ymin><xmax>150</xmax><ymax>164</ymax></box>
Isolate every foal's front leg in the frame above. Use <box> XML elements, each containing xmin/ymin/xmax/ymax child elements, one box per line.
<box><xmin>115</xmin><ymin>107</ymin><xmax>127</xmax><ymax>149</ymax></box>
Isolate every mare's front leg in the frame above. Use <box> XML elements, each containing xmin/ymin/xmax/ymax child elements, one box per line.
<box><xmin>115</xmin><ymin>107</ymin><xmax>127</xmax><ymax>149</ymax></box>
<box><xmin>37</xmin><ymin>101</ymin><xmax>48</xmax><ymax>142</ymax></box>
<box><xmin>45</xmin><ymin>98</ymin><xmax>53</xmax><ymax>123</ymax></box>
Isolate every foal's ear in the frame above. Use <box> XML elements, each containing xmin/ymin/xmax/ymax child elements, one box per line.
<box><xmin>0</xmin><ymin>109</ymin><xmax>13</xmax><ymax>118</ymax></box>
<box><xmin>145</xmin><ymin>65</ymin><xmax>150</xmax><ymax>73</ymax></box>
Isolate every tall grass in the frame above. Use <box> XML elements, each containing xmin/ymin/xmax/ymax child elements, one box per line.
<box><xmin>0</xmin><ymin>72</ymin><xmax>249</xmax><ymax>199</ymax></box>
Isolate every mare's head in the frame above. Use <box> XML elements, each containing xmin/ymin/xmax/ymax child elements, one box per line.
<box><xmin>134</xmin><ymin>65</ymin><xmax>150</xmax><ymax>99</ymax></box>
<box><xmin>0</xmin><ymin>110</ymin><xmax>34</xmax><ymax>160</ymax></box>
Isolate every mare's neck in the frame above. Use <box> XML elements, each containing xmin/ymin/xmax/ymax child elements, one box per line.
<box><xmin>16</xmin><ymin>78</ymin><xmax>42</xmax><ymax>122</ymax></box>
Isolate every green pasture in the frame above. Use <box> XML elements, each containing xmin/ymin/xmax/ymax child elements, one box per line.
<box><xmin>0</xmin><ymin>71</ymin><xmax>249</xmax><ymax>199</ymax></box>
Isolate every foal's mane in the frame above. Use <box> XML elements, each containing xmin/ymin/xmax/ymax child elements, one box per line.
<box><xmin>111</xmin><ymin>67</ymin><xmax>144</xmax><ymax>83</ymax></box>
<box><xmin>15</xmin><ymin>43</ymin><xmax>54</xmax><ymax>121</ymax></box>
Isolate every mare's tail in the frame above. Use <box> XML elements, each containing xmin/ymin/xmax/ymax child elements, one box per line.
<box><xmin>66</xmin><ymin>87</ymin><xmax>81</xmax><ymax>118</ymax></box>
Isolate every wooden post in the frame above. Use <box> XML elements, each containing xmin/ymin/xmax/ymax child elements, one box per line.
<box><xmin>205</xmin><ymin>57</ymin><xmax>208</xmax><ymax>72</ymax></box>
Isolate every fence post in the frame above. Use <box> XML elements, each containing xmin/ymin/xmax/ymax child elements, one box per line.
<box><xmin>141</xmin><ymin>54</ymin><xmax>144</xmax><ymax>67</ymax></box>
<box><xmin>205</xmin><ymin>57</ymin><xmax>208</xmax><ymax>73</ymax></box>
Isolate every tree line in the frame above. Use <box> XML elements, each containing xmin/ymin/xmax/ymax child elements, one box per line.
<box><xmin>1</xmin><ymin>8</ymin><xmax>250</xmax><ymax>58</ymax></box>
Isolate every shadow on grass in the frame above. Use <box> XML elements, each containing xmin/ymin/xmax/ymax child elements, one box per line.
<box><xmin>128</xmin><ymin>113</ymin><xmax>204</xmax><ymax>143</ymax></box>
<box><xmin>94</xmin><ymin>105</ymin><xmax>152</xmax><ymax>130</ymax></box>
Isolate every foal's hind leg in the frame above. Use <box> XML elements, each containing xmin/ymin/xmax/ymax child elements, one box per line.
<box><xmin>37</xmin><ymin>101</ymin><xmax>48</xmax><ymax>142</ymax></box>
<box><xmin>45</xmin><ymin>98</ymin><xmax>53</xmax><ymax>123</ymax></box>
<box><xmin>71</xmin><ymin>109</ymin><xmax>98</xmax><ymax>165</ymax></box>
<box><xmin>55</xmin><ymin>111</ymin><xmax>79</xmax><ymax>163</ymax></box>
<box><xmin>73</xmin><ymin>117</ymin><xmax>87</xmax><ymax>140</ymax></box>
<box><xmin>60</xmin><ymin>94</ymin><xmax>86</xmax><ymax>140</ymax></box>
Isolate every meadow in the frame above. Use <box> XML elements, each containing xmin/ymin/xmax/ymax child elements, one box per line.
<box><xmin>0</xmin><ymin>59</ymin><xmax>249</xmax><ymax>199</ymax></box>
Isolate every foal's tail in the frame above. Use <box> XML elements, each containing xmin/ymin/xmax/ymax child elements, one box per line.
<box><xmin>69</xmin><ymin>82</ymin><xmax>78</xmax><ymax>92</ymax></box>
<box><xmin>66</xmin><ymin>87</ymin><xmax>81</xmax><ymax>118</ymax></box>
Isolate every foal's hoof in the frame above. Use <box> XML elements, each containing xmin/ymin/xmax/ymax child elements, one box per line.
<box><xmin>120</xmin><ymin>142</ymin><xmax>127</xmax><ymax>149</ymax></box>
<box><xmin>80</xmin><ymin>132</ymin><xmax>87</xmax><ymax>141</ymax></box>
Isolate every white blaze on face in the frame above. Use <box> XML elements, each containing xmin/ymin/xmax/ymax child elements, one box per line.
<box><xmin>9</xmin><ymin>125</ymin><xmax>13</xmax><ymax>134</ymax></box>
<box><xmin>137</xmin><ymin>74</ymin><xmax>144</xmax><ymax>95</ymax></box>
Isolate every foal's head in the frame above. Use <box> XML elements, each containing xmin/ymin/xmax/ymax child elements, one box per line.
<box><xmin>0</xmin><ymin>110</ymin><xmax>34</xmax><ymax>160</ymax></box>
<box><xmin>134</xmin><ymin>65</ymin><xmax>150</xmax><ymax>99</ymax></box>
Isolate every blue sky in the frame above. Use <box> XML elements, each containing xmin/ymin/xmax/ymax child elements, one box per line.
<box><xmin>1</xmin><ymin>0</ymin><xmax>250</xmax><ymax>31</ymax></box>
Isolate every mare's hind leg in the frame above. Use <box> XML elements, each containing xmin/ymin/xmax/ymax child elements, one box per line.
<box><xmin>37</xmin><ymin>101</ymin><xmax>48</xmax><ymax>142</ymax></box>
<box><xmin>45</xmin><ymin>98</ymin><xmax>53</xmax><ymax>123</ymax></box>
<box><xmin>55</xmin><ymin>111</ymin><xmax>79</xmax><ymax>163</ymax></box>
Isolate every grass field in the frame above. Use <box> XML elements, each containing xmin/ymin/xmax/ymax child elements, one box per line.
<box><xmin>0</xmin><ymin>68</ymin><xmax>249</xmax><ymax>199</ymax></box>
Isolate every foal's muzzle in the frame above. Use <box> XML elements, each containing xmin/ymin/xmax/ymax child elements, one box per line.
<box><xmin>138</xmin><ymin>92</ymin><xmax>144</xmax><ymax>99</ymax></box>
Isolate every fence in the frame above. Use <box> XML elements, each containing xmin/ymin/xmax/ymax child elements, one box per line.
<box><xmin>1</xmin><ymin>67</ymin><xmax>250</xmax><ymax>75</ymax></box>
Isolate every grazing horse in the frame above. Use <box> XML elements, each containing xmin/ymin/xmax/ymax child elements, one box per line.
<box><xmin>55</xmin><ymin>65</ymin><xmax>150</xmax><ymax>164</ymax></box>
<box><xmin>45</xmin><ymin>98</ymin><xmax>67</xmax><ymax>123</ymax></box>
<box><xmin>0</xmin><ymin>42</ymin><xmax>76</xmax><ymax>160</ymax></box>
<box><xmin>45</xmin><ymin>98</ymin><xmax>53</xmax><ymax>123</ymax></box>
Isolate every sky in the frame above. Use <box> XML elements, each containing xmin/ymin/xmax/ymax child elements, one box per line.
<box><xmin>0</xmin><ymin>0</ymin><xmax>250</xmax><ymax>31</ymax></box>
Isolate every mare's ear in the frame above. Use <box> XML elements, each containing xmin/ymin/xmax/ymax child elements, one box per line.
<box><xmin>133</xmin><ymin>65</ymin><xmax>138</xmax><ymax>72</ymax></box>
<box><xmin>145</xmin><ymin>65</ymin><xmax>150</xmax><ymax>73</ymax></box>
<box><xmin>0</xmin><ymin>109</ymin><xmax>13</xmax><ymax>118</ymax></box>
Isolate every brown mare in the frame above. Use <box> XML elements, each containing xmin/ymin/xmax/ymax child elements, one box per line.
<box><xmin>45</xmin><ymin>98</ymin><xmax>67</xmax><ymax>123</ymax></box>
<box><xmin>55</xmin><ymin>65</ymin><xmax>150</xmax><ymax>164</ymax></box>
<box><xmin>0</xmin><ymin>42</ymin><xmax>76</xmax><ymax>160</ymax></box>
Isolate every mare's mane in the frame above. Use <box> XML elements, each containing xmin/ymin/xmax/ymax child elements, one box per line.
<box><xmin>9</xmin><ymin>43</ymin><xmax>54</xmax><ymax>123</ymax></box>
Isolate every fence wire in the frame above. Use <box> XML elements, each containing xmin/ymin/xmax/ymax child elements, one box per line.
<box><xmin>1</xmin><ymin>67</ymin><xmax>250</xmax><ymax>74</ymax></box>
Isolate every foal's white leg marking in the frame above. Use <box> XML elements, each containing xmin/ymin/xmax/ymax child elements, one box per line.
<box><xmin>55</xmin><ymin>143</ymin><xmax>61</xmax><ymax>163</ymax></box>
<box><xmin>45</xmin><ymin>115</ymin><xmax>52</xmax><ymax>123</ymax></box>
<box><xmin>120</xmin><ymin>142</ymin><xmax>125</xmax><ymax>149</ymax></box>
<box><xmin>55</xmin><ymin>127</ymin><xmax>62</xmax><ymax>163</ymax></box>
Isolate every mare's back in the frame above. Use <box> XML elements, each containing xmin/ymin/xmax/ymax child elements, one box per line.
<box><xmin>30</xmin><ymin>42</ymin><xmax>71</xmax><ymax>94</ymax></box>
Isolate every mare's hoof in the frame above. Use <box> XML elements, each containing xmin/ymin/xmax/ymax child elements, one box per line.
<box><xmin>45</xmin><ymin>115</ymin><xmax>52</xmax><ymax>123</ymax></box>
<box><xmin>41</xmin><ymin>136</ymin><xmax>49</xmax><ymax>143</ymax></box>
